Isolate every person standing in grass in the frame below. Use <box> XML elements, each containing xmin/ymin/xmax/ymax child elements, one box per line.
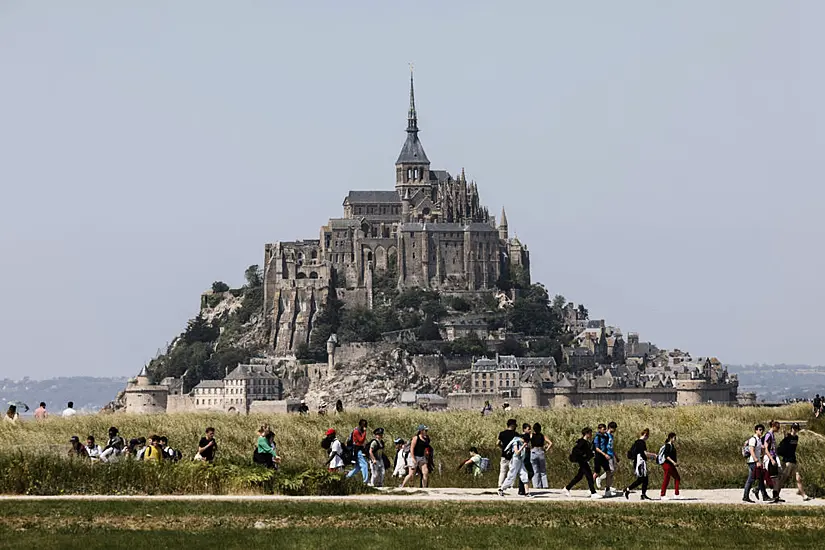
<box><xmin>368</xmin><ymin>428</ymin><xmax>387</xmax><ymax>487</ymax></box>
<box><xmin>497</xmin><ymin>419</ymin><xmax>518</xmax><ymax>488</ymax></box>
<box><xmin>498</xmin><ymin>433</ymin><xmax>533</xmax><ymax>498</ymax></box>
<box><xmin>530</xmin><ymin>422</ymin><xmax>553</xmax><ymax>489</ymax></box>
<box><xmin>743</xmin><ymin>424</ymin><xmax>769</xmax><ymax>503</ymax></box>
<box><xmin>659</xmin><ymin>432</ymin><xmax>681</xmax><ymax>500</ymax></box>
<box><xmin>776</xmin><ymin>423</ymin><xmax>811</xmax><ymax>502</ymax></box>
<box><xmin>34</xmin><ymin>402</ymin><xmax>47</xmax><ymax>420</ymax></box>
<box><xmin>4</xmin><ymin>405</ymin><xmax>19</xmax><ymax>424</ymax></box>
<box><xmin>197</xmin><ymin>427</ymin><xmax>218</xmax><ymax>463</ymax></box>
<box><xmin>254</xmin><ymin>429</ymin><xmax>280</xmax><ymax>469</ymax></box>
<box><xmin>62</xmin><ymin>401</ymin><xmax>77</xmax><ymax>418</ymax></box>
<box><xmin>563</xmin><ymin>427</ymin><xmax>601</xmax><ymax>499</ymax></box>
<box><xmin>346</xmin><ymin>419</ymin><xmax>370</xmax><ymax>482</ymax></box>
<box><xmin>623</xmin><ymin>428</ymin><xmax>656</xmax><ymax>501</ymax></box>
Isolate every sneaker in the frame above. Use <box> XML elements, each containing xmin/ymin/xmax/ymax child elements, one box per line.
<box><xmin>497</xmin><ymin>489</ymin><xmax>504</xmax><ymax>497</ymax></box>
<box><xmin>672</xmin><ymin>494</ymin><xmax>682</xmax><ymax>500</ymax></box>
<box><xmin>595</xmin><ymin>476</ymin><xmax>602</xmax><ymax>490</ymax></box>
<box><xmin>640</xmin><ymin>494</ymin><xmax>653</xmax><ymax>501</ymax></box>
<box><xmin>660</xmin><ymin>495</ymin><xmax>669</xmax><ymax>501</ymax></box>
<box><xmin>773</xmin><ymin>497</ymin><xmax>785</xmax><ymax>503</ymax></box>
<box><xmin>803</xmin><ymin>496</ymin><xmax>813</xmax><ymax>501</ymax></box>
<box><xmin>603</xmin><ymin>490</ymin><xmax>612</xmax><ymax>498</ymax></box>
<box><xmin>562</xmin><ymin>488</ymin><xmax>571</xmax><ymax>497</ymax></box>
<box><xmin>624</xmin><ymin>488</ymin><xmax>630</xmax><ymax>500</ymax></box>
<box><xmin>524</xmin><ymin>493</ymin><xmax>534</xmax><ymax>498</ymax></box>
<box><xmin>742</xmin><ymin>497</ymin><xmax>755</xmax><ymax>503</ymax></box>
<box><xmin>590</xmin><ymin>493</ymin><xmax>603</xmax><ymax>499</ymax></box>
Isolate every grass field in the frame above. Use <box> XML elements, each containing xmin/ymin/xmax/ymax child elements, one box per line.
<box><xmin>0</xmin><ymin>403</ymin><xmax>822</xmax><ymax>495</ymax></box>
<box><xmin>0</xmin><ymin>499</ymin><xmax>823</xmax><ymax>549</ymax></box>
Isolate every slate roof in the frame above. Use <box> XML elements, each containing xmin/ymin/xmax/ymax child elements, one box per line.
<box><xmin>345</xmin><ymin>191</ymin><xmax>401</xmax><ymax>205</ymax></box>
<box><xmin>429</xmin><ymin>170</ymin><xmax>451</xmax><ymax>182</ymax></box>
<box><xmin>193</xmin><ymin>380</ymin><xmax>224</xmax><ymax>389</ymax></box>
<box><xmin>396</xmin><ymin>133</ymin><xmax>430</xmax><ymax>164</ymax></box>
<box><xmin>225</xmin><ymin>365</ymin><xmax>279</xmax><ymax>380</ymax></box>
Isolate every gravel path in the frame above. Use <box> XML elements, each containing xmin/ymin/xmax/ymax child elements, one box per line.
<box><xmin>0</xmin><ymin>488</ymin><xmax>819</xmax><ymax>506</ymax></box>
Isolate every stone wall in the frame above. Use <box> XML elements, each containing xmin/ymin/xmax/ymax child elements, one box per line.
<box><xmin>248</xmin><ymin>399</ymin><xmax>302</xmax><ymax>414</ymax></box>
<box><xmin>335</xmin><ymin>342</ymin><xmax>396</xmax><ymax>365</ymax></box>
<box><xmin>166</xmin><ymin>394</ymin><xmax>194</xmax><ymax>413</ymax></box>
<box><xmin>411</xmin><ymin>354</ymin><xmax>446</xmax><ymax>378</ymax></box>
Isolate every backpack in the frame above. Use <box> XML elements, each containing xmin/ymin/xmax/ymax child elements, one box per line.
<box><xmin>741</xmin><ymin>436</ymin><xmax>758</xmax><ymax>458</ymax></box>
<box><xmin>657</xmin><ymin>444</ymin><xmax>667</xmax><ymax>465</ymax></box>
<box><xmin>592</xmin><ymin>432</ymin><xmax>605</xmax><ymax>454</ymax></box>
<box><xmin>321</xmin><ymin>437</ymin><xmax>332</xmax><ymax>450</ymax></box>
<box><xmin>478</xmin><ymin>457</ymin><xmax>491</xmax><ymax>472</ymax></box>
<box><xmin>627</xmin><ymin>440</ymin><xmax>637</xmax><ymax>460</ymax></box>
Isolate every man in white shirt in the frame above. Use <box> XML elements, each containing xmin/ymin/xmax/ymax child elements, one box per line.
<box><xmin>62</xmin><ymin>401</ymin><xmax>77</xmax><ymax>418</ymax></box>
<box><xmin>85</xmin><ymin>436</ymin><xmax>102</xmax><ymax>461</ymax></box>
<box><xmin>743</xmin><ymin>424</ymin><xmax>769</xmax><ymax>503</ymax></box>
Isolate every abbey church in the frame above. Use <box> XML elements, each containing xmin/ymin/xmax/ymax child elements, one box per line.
<box><xmin>263</xmin><ymin>73</ymin><xmax>530</xmax><ymax>355</ymax></box>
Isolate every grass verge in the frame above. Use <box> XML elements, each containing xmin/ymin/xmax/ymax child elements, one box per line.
<box><xmin>0</xmin><ymin>500</ymin><xmax>823</xmax><ymax>549</ymax></box>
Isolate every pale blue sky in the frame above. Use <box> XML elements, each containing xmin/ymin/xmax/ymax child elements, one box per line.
<box><xmin>1</xmin><ymin>2</ymin><xmax>822</xmax><ymax>378</ymax></box>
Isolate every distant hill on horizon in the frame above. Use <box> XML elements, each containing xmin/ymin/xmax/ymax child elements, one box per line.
<box><xmin>728</xmin><ymin>364</ymin><xmax>825</xmax><ymax>402</ymax></box>
<box><xmin>0</xmin><ymin>376</ymin><xmax>128</xmax><ymax>414</ymax></box>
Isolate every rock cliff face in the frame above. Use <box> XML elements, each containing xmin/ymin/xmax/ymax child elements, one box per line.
<box><xmin>303</xmin><ymin>349</ymin><xmax>467</xmax><ymax>410</ymax></box>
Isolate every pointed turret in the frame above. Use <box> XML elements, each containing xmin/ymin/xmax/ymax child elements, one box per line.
<box><xmin>499</xmin><ymin>207</ymin><xmax>509</xmax><ymax>240</ymax></box>
<box><xmin>396</xmin><ymin>67</ymin><xmax>430</xmax><ymax>192</ymax></box>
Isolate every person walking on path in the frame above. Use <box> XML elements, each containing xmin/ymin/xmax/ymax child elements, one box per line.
<box><xmin>322</xmin><ymin>429</ymin><xmax>345</xmax><ymax>472</ymax></box>
<box><xmin>659</xmin><ymin>432</ymin><xmax>681</xmax><ymax>500</ymax></box>
<box><xmin>624</xmin><ymin>428</ymin><xmax>656</xmax><ymax>501</ymax></box>
<box><xmin>498</xmin><ymin>432</ymin><xmax>533</xmax><ymax>497</ymax></box>
<box><xmin>563</xmin><ymin>427</ymin><xmax>601</xmax><ymax>499</ymax></box>
<box><xmin>497</xmin><ymin>419</ymin><xmax>518</xmax><ymax>489</ymax></box>
<box><xmin>62</xmin><ymin>401</ymin><xmax>77</xmax><ymax>418</ymax></box>
<box><xmin>519</xmin><ymin>423</ymin><xmax>534</xmax><ymax>495</ymax></box>
<box><xmin>593</xmin><ymin>424</ymin><xmax>610</xmax><ymax>492</ymax></box>
<box><xmin>346</xmin><ymin>419</ymin><xmax>370</xmax><ymax>482</ymax></box>
<box><xmin>402</xmin><ymin>425</ymin><xmax>432</xmax><ymax>488</ymax></box>
<box><xmin>368</xmin><ymin>428</ymin><xmax>387</xmax><ymax>487</ymax></box>
<box><xmin>764</xmin><ymin>421</ymin><xmax>781</xmax><ymax>501</ymax></box>
<box><xmin>776</xmin><ymin>422</ymin><xmax>811</xmax><ymax>501</ymax></box>
<box><xmin>603</xmin><ymin>421</ymin><xmax>619</xmax><ymax>496</ymax></box>
<box><xmin>530</xmin><ymin>422</ymin><xmax>552</xmax><ymax>488</ymax></box>
<box><xmin>743</xmin><ymin>424</ymin><xmax>769</xmax><ymax>503</ymax></box>
<box><xmin>392</xmin><ymin>438</ymin><xmax>409</xmax><ymax>479</ymax></box>
<box><xmin>34</xmin><ymin>402</ymin><xmax>47</xmax><ymax>420</ymax></box>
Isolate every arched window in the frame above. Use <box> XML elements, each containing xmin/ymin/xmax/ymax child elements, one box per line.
<box><xmin>296</xmin><ymin>272</ymin><xmax>307</xmax><ymax>279</ymax></box>
<box><xmin>311</xmin><ymin>250</ymin><xmax>318</xmax><ymax>260</ymax></box>
<box><xmin>309</xmin><ymin>272</ymin><xmax>319</xmax><ymax>279</ymax></box>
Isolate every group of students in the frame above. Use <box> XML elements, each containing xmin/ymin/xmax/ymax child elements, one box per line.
<box><xmin>321</xmin><ymin>420</ymin><xmax>433</xmax><ymax>488</ymax></box>
<box><xmin>494</xmin><ymin>418</ymin><xmax>682</xmax><ymax>500</ymax></box>
<box><xmin>742</xmin><ymin>421</ymin><xmax>810</xmax><ymax>503</ymax></box>
<box><xmin>67</xmin><ymin>426</ymin><xmax>219</xmax><ymax>464</ymax></box>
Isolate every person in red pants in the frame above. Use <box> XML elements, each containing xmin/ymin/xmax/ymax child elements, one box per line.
<box><xmin>660</xmin><ymin>432</ymin><xmax>681</xmax><ymax>500</ymax></box>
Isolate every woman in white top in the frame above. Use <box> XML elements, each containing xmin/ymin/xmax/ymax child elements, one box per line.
<box><xmin>3</xmin><ymin>405</ymin><xmax>19</xmax><ymax>424</ymax></box>
<box><xmin>323</xmin><ymin>429</ymin><xmax>344</xmax><ymax>471</ymax></box>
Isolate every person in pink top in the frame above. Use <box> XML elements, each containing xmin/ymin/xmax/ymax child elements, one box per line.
<box><xmin>34</xmin><ymin>402</ymin><xmax>47</xmax><ymax>420</ymax></box>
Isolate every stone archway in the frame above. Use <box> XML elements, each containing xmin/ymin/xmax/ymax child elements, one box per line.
<box><xmin>374</xmin><ymin>246</ymin><xmax>387</xmax><ymax>271</ymax></box>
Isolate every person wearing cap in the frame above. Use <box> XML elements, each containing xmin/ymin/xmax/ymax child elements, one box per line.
<box><xmin>392</xmin><ymin>438</ymin><xmax>409</xmax><ymax>479</ymax></box>
<box><xmin>68</xmin><ymin>436</ymin><xmax>88</xmax><ymax>459</ymax></box>
<box><xmin>298</xmin><ymin>400</ymin><xmax>309</xmax><ymax>415</ymax></box>
<box><xmin>323</xmin><ymin>429</ymin><xmax>345</xmax><ymax>472</ymax></box>
<box><xmin>776</xmin><ymin>422</ymin><xmax>811</xmax><ymax>502</ymax></box>
<box><xmin>368</xmin><ymin>428</ymin><xmax>387</xmax><ymax>487</ymax></box>
<box><xmin>402</xmin><ymin>425</ymin><xmax>432</xmax><ymax>488</ymax></box>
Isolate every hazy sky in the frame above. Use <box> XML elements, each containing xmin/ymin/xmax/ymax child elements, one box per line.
<box><xmin>1</xmin><ymin>2</ymin><xmax>822</xmax><ymax>379</ymax></box>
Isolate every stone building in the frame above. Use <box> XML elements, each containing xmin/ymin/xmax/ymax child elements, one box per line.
<box><xmin>469</xmin><ymin>355</ymin><xmax>557</xmax><ymax>399</ymax></box>
<box><xmin>263</xmin><ymin>71</ymin><xmax>530</xmax><ymax>355</ymax></box>
<box><xmin>124</xmin><ymin>366</ymin><xmax>169</xmax><ymax>414</ymax></box>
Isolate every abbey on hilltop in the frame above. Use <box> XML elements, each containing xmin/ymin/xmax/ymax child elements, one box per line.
<box><xmin>263</xmin><ymin>72</ymin><xmax>529</xmax><ymax>355</ymax></box>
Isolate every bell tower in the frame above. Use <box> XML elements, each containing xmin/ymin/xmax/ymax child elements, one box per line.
<box><xmin>395</xmin><ymin>66</ymin><xmax>431</xmax><ymax>197</ymax></box>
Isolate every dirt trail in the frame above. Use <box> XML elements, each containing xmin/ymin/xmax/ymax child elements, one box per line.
<box><xmin>0</xmin><ymin>488</ymin><xmax>820</xmax><ymax>506</ymax></box>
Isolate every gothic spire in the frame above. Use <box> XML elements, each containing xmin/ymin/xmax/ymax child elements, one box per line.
<box><xmin>500</xmin><ymin>207</ymin><xmax>508</xmax><ymax>227</ymax></box>
<box><xmin>407</xmin><ymin>65</ymin><xmax>418</xmax><ymax>133</ymax></box>
<box><xmin>396</xmin><ymin>66</ymin><xmax>430</xmax><ymax>165</ymax></box>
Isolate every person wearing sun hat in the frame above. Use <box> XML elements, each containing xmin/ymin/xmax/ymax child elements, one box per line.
<box><xmin>322</xmin><ymin>428</ymin><xmax>344</xmax><ymax>472</ymax></box>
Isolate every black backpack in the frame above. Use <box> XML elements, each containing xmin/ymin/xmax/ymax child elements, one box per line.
<box><xmin>321</xmin><ymin>437</ymin><xmax>332</xmax><ymax>450</ymax></box>
<box><xmin>627</xmin><ymin>440</ymin><xmax>638</xmax><ymax>460</ymax></box>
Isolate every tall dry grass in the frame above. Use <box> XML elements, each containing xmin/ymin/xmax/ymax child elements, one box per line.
<box><xmin>0</xmin><ymin>403</ymin><xmax>821</xmax><ymax>494</ymax></box>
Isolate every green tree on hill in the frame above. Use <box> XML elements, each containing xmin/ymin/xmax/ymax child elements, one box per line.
<box><xmin>212</xmin><ymin>281</ymin><xmax>230</xmax><ymax>293</ymax></box>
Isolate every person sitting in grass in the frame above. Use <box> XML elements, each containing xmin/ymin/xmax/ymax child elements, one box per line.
<box><xmin>196</xmin><ymin>427</ymin><xmax>218</xmax><ymax>463</ymax></box>
<box><xmin>457</xmin><ymin>447</ymin><xmax>484</xmax><ymax>477</ymax></box>
<box><xmin>85</xmin><ymin>435</ymin><xmax>102</xmax><ymax>462</ymax></box>
<box><xmin>100</xmin><ymin>426</ymin><xmax>125</xmax><ymax>462</ymax></box>
<box><xmin>68</xmin><ymin>436</ymin><xmax>88</xmax><ymax>459</ymax></box>
<box><xmin>143</xmin><ymin>435</ymin><xmax>163</xmax><ymax>462</ymax></box>
<box><xmin>4</xmin><ymin>405</ymin><xmax>19</xmax><ymax>424</ymax></box>
<box><xmin>254</xmin><ymin>429</ymin><xmax>280</xmax><ymax>469</ymax></box>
